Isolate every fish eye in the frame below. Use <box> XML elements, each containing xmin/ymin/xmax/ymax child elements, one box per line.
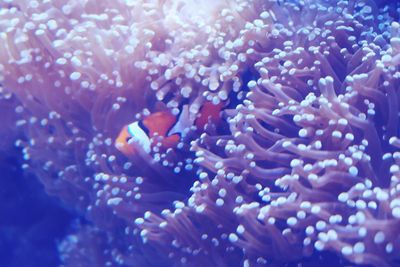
<box><xmin>126</xmin><ymin>136</ymin><xmax>132</xmax><ymax>142</ymax></box>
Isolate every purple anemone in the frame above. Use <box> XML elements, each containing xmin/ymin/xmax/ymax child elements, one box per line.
<box><xmin>0</xmin><ymin>0</ymin><xmax>400</xmax><ymax>266</ymax></box>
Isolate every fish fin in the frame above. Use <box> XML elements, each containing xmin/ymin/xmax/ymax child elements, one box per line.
<box><xmin>161</xmin><ymin>134</ymin><xmax>180</xmax><ymax>149</ymax></box>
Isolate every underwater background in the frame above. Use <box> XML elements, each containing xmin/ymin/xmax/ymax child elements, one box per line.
<box><xmin>1</xmin><ymin>0</ymin><xmax>400</xmax><ymax>266</ymax></box>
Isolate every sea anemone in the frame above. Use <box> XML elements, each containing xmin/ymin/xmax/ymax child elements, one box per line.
<box><xmin>1</xmin><ymin>0</ymin><xmax>400</xmax><ymax>266</ymax></box>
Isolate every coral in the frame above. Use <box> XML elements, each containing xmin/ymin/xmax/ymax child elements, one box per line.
<box><xmin>0</xmin><ymin>0</ymin><xmax>400</xmax><ymax>266</ymax></box>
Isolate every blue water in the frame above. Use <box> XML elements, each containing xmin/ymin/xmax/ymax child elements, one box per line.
<box><xmin>0</xmin><ymin>151</ymin><xmax>74</xmax><ymax>267</ymax></box>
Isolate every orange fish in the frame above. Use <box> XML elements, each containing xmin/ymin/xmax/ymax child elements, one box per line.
<box><xmin>115</xmin><ymin>102</ymin><xmax>224</xmax><ymax>156</ymax></box>
<box><xmin>195</xmin><ymin>101</ymin><xmax>224</xmax><ymax>131</ymax></box>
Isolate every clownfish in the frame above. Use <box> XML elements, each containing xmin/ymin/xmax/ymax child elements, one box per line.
<box><xmin>115</xmin><ymin>102</ymin><xmax>224</xmax><ymax>157</ymax></box>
